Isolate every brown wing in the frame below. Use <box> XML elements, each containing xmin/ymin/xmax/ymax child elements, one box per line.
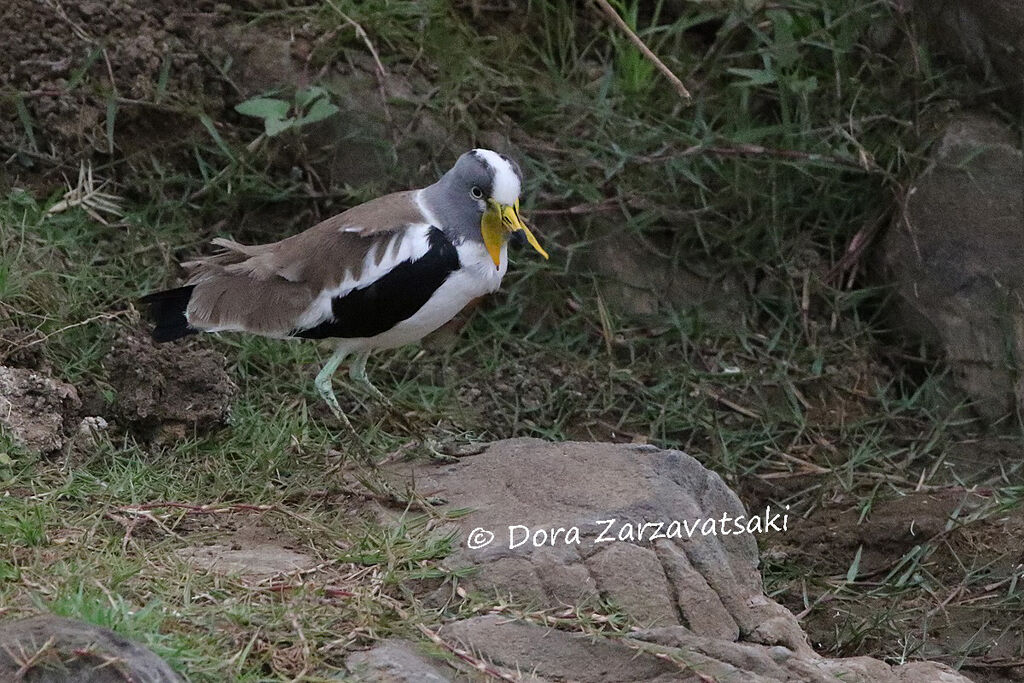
<box><xmin>182</xmin><ymin>191</ymin><xmax>427</xmax><ymax>337</ymax></box>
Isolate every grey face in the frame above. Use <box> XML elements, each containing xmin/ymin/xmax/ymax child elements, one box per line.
<box><xmin>420</xmin><ymin>151</ymin><xmax>522</xmax><ymax>244</ymax></box>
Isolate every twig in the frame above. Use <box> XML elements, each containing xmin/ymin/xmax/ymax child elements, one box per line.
<box><xmin>701</xmin><ymin>388</ymin><xmax>762</xmax><ymax>420</ymax></box>
<box><xmin>11</xmin><ymin>636</ymin><xmax>58</xmax><ymax>678</ymax></box>
<box><xmin>46</xmin><ymin>162</ymin><xmax>124</xmax><ymax>224</ymax></box>
<box><xmin>416</xmin><ymin>624</ymin><xmax>521</xmax><ymax>682</ymax></box>
<box><xmin>1</xmin><ymin>312</ymin><xmax>127</xmax><ymax>356</ymax></box>
<box><xmin>591</xmin><ymin>0</ymin><xmax>691</xmax><ymax>100</ymax></box>
<box><xmin>826</xmin><ymin>209</ymin><xmax>891</xmax><ymax>286</ymax></box>
<box><xmin>116</xmin><ymin>501</ymin><xmax>274</xmax><ymax>515</ymax></box>
<box><xmin>324</xmin><ymin>0</ymin><xmax>393</xmax><ymax>126</ymax></box>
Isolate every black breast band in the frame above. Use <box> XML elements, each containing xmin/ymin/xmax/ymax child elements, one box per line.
<box><xmin>292</xmin><ymin>227</ymin><xmax>460</xmax><ymax>340</ymax></box>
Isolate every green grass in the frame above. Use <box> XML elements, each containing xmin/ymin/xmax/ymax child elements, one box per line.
<box><xmin>1</xmin><ymin>0</ymin><xmax>1022</xmax><ymax>679</ymax></box>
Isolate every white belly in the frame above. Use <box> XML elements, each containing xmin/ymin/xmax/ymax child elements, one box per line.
<box><xmin>348</xmin><ymin>240</ymin><xmax>506</xmax><ymax>351</ymax></box>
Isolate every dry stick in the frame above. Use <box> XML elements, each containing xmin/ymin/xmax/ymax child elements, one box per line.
<box><xmin>325</xmin><ymin>0</ymin><xmax>394</xmax><ymax>127</ymax></box>
<box><xmin>2</xmin><ymin>312</ymin><xmax>127</xmax><ymax>356</ymax></box>
<box><xmin>591</xmin><ymin>0</ymin><xmax>691</xmax><ymax>100</ymax></box>
<box><xmin>416</xmin><ymin>624</ymin><xmax>522</xmax><ymax>682</ymax></box>
<box><xmin>117</xmin><ymin>501</ymin><xmax>274</xmax><ymax>514</ymax></box>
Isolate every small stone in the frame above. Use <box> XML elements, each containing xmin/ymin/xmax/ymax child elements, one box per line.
<box><xmin>345</xmin><ymin>640</ymin><xmax>451</xmax><ymax>682</ymax></box>
<box><xmin>0</xmin><ymin>615</ymin><xmax>183</xmax><ymax>682</ymax></box>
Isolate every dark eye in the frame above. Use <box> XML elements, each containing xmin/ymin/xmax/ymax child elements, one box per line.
<box><xmin>470</xmin><ymin>186</ymin><xmax>484</xmax><ymax>199</ymax></box>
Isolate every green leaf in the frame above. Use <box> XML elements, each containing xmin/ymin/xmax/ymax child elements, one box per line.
<box><xmin>264</xmin><ymin>116</ymin><xmax>295</xmax><ymax>137</ymax></box>
<box><xmin>727</xmin><ymin>67</ymin><xmax>777</xmax><ymax>87</ymax></box>
<box><xmin>234</xmin><ymin>97</ymin><xmax>291</xmax><ymax>120</ymax></box>
<box><xmin>0</xmin><ymin>452</ymin><xmax>13</xmax><ymax>466</ymax></box>
<box><xmin>846</xmin><ymin>545</ymin><xmax>863</xmax><ymax>583</ymax></box>
<box><xmin>294</xmin><ymin>99</ymin><xmax>339</xmax><ymax>127</ymax></box>
<box><xmin>295</xmin><ymin>86</ymin><xmax>328</xmax><ymax>109</ymax></box>
<box><xmin>198</xmin><ymin>113</ymin><xmax>235</xmax><ymax>162</ymax></box>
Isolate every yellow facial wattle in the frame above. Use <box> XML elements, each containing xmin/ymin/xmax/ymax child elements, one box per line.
<box><xmin>480</xmin><ymin>198</ymin><xmax>550</xmax><ymax>269</ymax></box>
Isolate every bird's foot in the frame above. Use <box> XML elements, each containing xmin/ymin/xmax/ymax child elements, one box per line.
<box><xmin>315</xmin><ymin>379</ymin><xmax>377</xmax><ymax>464</ymax></box>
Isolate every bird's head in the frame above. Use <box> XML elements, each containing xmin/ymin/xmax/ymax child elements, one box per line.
<box><xmin>431</xmin><ymin>149</ymin><xmax>549</xmax><ymax>269</ymax></box>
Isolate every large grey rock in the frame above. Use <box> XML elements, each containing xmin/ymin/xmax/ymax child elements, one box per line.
<box><xmin>383</xmin><ymin>439</ymin><xmax>973</xmax><ymax>682</ymax></box>
<box><xmin>914</xmin><ymin>0</ymin><xmax>1024</xmax><ymax>107</ymax></box>
<box><xmin>0</xmin><ymin>365</ymin><xmax>80</xmax><ymax>454</ymax></box>
<box><xmin>440</xmin><ymin>616</ymin><xmax>684</xmax><ymax>682</ymax></box>
<box><xmin>0</xmin><ymin>615</ymin><xmax>182</xmax><ymax>682</ymax></box>
<box><xmin>387</xmin><ymin>439</ymin><xmax>807</xmax><ymax>654</ymax></box>
<box><xmin>438</xmin><ymin>615</ymin><xmax>973</xmax><ymax>683</ymax></box>
<box><xmin>879</xmin><ymin>114</ymin><xmax>1023</xmax><ymax>421</ymax></box>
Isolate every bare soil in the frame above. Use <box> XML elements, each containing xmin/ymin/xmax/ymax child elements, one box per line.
<box><xmin>104</xmin><ymin>329</ymin><xmax>237</xmax><ymax>441</ymax></box>
<box><xmin>0</xmin><ymin>0</ymin><xmax>230</xmax><ymax>185</ymax></box>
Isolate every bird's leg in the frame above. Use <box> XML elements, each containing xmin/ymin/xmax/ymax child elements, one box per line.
<box><xmin>315</xmin><ymin>346</ymin><xmax>355</xmax><ymax>429</ymax></box>
<box><xmin>348</xmin><ymin>350</ymin><xmax>387</xmax><ymax>402</ymax></box>
<box><xmin>346</xmin><ymin>351</ymin><xmax>417</xmax><ymax>431</ymax></box>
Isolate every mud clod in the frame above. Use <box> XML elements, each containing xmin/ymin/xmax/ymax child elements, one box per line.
<box><xmin>105</xmin><ymin>331</ymin><xmax>237</xmax><ymax>440</ymax></box>
<box><xmin>0</xmin><ymin>365</ymin><xmax>80</xmax><ymax>454</ymax></box>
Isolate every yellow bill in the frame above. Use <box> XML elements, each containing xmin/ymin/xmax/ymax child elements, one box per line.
<box><xmin>481</xmin><ymin>198</ymin><xmax>550</xmax><ymax>269</ymax></box>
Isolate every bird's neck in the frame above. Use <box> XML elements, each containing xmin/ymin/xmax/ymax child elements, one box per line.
<box><xmin>418</xmin><ymin>179</ymin><xmax>469</xmax><ymax>245</ymax></box>
<box><xmin>418</xmin><ymin>181</ymin><xmax>447</xmax><ymax>225</ymax></box>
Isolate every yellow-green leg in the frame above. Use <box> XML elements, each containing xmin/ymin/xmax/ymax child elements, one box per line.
<box><xmin>348</xmin><ymin>350</ymin><xmax>386</xmax><ymax>401</ymax></box>
<box><xmin>315</xmin><ymin>346</ymin><xmax>355</xmax><ymax>431</ymax></box>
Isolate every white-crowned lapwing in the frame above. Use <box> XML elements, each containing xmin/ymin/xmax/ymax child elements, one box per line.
<box><xmin>141</xmin><ymin>149</ymin><xmax>548</xmax><ymax>423</ymax></box>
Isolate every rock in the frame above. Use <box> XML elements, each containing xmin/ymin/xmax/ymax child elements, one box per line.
<box><xmin>438</xmin><ymin>615</ymin><xmax>973</xmax><ymax>683</ymax></box>
<box><xmin>583</xmin><ymin>229</ymin><xmax>748</xmax><ymax>324</ymax></box>
<box><xmin>345</xmin><ymin>640</ymin><xmax>452</xmax><ymax>682</ymax></box>
<box><xmin>105</xmin><ymin>330</ymin><xmax>237</xmax><ymax>440</ymax></box>
<box><xmin>177</xmin><ymin>542</ymin><xmax>314</xmax><ymax>578</ymax></box>
<box><xmin>0</xmin><ymin>365</ymin><xmax>80</xmax><ymax>454</ymax></box>
<box><xmin>0</xmin><ymin>615</ymin><xmax>182</xmax><ymax>682</ymax></box>
<box><xmin>914</xmin><ymin>0</ymin><xmax>1024</xmax><ymax>107</ymax></box>
<box><xmin>440</xmin><ymin>615</ymin><xmax>684</xmax><ymax>682</ymax></box>
<box><xmin>175</xmin><ymin>523</ymin><xmax>314</xmax><ymax>578</ymax></box>
<box><xmin>878</xmin><ymin>114</ymin><xmax>1024</xmax><ymax>421</ymax></box>
<box><xmin>383</xmin><ymin>439</ymin><xmax>974</xmax><ymax>682</ymax></box>
<box><xmin>385</xmin><ymin>439</ymin><xmax>809</xmax><ymax>652</ymax></box>
<box><xmin>74</xmin><ymin>415</ymin><xmax>110</xmax><ymax>447</ymax></box>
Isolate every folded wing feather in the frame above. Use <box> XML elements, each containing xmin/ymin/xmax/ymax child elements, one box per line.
<box><xmin>181</xmin><ymin>191</ymin><xmax>430</xmax><ymax>338</ymax></box>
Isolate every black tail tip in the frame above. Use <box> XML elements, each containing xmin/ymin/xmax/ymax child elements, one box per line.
<box><xmin>139</xmin><ymin>285</ymin><xmax>198</xmax><ymax>342</ymax></box>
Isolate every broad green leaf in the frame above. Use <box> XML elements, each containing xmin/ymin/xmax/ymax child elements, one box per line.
<box><xmin>264</xmin><ymin>116</ymin><xmax>295</xmax><ymax>137</ymax></box>
<box><xmin>727</xmin><ymin>67</ymin><xmax>777</xmax><ymax>86</ymax></box>
<box><xmin>295</xmin><ymin>86</ymin><xmax>329</xmax><ymax>109</ymax></box>
<box><xmin>235</xmin><ymin>97</ymin><xmax>291</xmax><ymax>120</ymax></box>
<box><xmin>294</xmin><ymin>99</ymin><xmax>339</xmax><ymax>127</ymax></box>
